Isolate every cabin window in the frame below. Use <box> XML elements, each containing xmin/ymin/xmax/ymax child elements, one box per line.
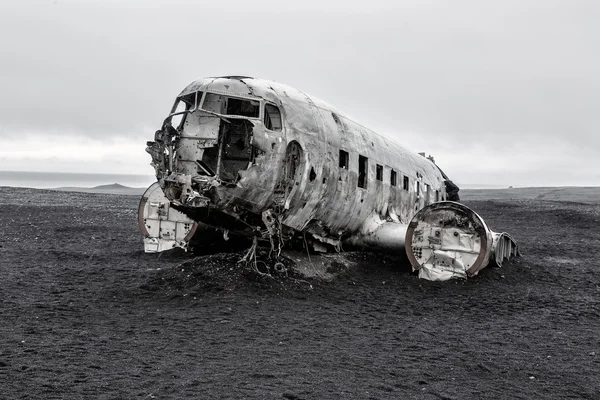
<box><xmin>339</xmin><ymin>150</ymin><xmax>349</xmax><ymax>169</ymax></box>
<box><xmin>264</xmin><ymin>103</ymin><xmax>282</xmax><ymax>131</ymax></box>
<box><xmin>403</xmin><ymin>175</ymin><xmax>409</xmax><ymax>191</ymax></box>
<box><xmin>416</xmin><ymin>181</ymin><xmax>420</xmax><ymax>196</ymax></box>
<box><xmin>202</xmin><ymin>93</ymin><xmax>260</xmax><ymax>118</ymax></box>
<box><xmin>376</xmin><ymin>164</ymin><xmax>383</xmax><ymax>181</ymax></box>
<box><xmin>358</xmin><ymin>155</ymin><xmax>368</xmax><ymax>189</ymax></box>
<box><xmin>390</xmin><ymin>170</ymin><xmax>397</xmax><ymax>186</ymax></box>
<box><xmin>435</xmin><ymin>190</ymin><xmax>439</xmax><ymax>202</ymax></box>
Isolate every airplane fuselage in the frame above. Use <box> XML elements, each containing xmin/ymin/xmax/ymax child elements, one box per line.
<box><xmin>141</xmin><ymin>76</ymin><xmax>517</xmax><ymax>280</ymax></box>
<box><xmin>146</xmin><ymin>76</ymin><xmax>447</xmax><ymax>247</ymax></box>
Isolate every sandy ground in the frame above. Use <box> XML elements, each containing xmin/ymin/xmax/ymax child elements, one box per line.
<box><xmin>0</xmin><ymin>187</ymin><xmax>599</xmax><ymax>399</ymax></box>
<box><xmin>461</xmin><ymin>186</ymin><xmax>600</xmax><ymax>203</ymax></box>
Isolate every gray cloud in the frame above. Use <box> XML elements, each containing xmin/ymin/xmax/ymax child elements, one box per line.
<box><xmin>1</xmin><ymin>0</ymin><xmax>599</xmax><ymax>184</ymax></box>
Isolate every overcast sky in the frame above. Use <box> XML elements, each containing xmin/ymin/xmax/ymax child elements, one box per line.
<box><xmin>1</xmin><ymin>0</ymin><xmax>598</xmax><ymax>187</ymax></box>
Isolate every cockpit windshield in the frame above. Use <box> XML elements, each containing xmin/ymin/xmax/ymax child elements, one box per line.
<box><xmin>169</xmin><ymin>92</ymin><xmax>198</xmax><ymax>128</ymax></box>
<box><xmin>202</xmin><ymin>93</ymin><xmax>260</xmax><ymax>118</ymax></box>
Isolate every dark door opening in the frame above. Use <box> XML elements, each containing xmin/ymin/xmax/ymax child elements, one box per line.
<box><xmin>358</xmin><ymin>155</ymin><xmax>368</xmax><ymax>189</ymax></box>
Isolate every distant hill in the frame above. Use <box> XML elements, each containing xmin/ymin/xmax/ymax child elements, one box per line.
<box><xmin>461</xmin><ymin>186</ymin><xmax>600</xmax><ymax>204</ymax></box>
<box><xmin>52</xmin><ymin>183</ymin><xmax>145</xmax><ymax>196</ymax></box>
<box><xmin>92</xmin><ymin>183</ymin><xmax>129</xmax><ymax>190</ymax></box>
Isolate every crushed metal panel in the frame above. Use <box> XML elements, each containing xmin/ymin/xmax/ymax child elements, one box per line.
<box><xmin>492</xmin><ymin>232</ymin><xmax>519</xmax><ymax>266</ymax></box>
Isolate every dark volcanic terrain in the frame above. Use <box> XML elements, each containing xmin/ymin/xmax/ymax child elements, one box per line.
<box><xmin>0</xmin><ymin>187</ymin><xmax>599</xmax><ymax>399</ymax></box>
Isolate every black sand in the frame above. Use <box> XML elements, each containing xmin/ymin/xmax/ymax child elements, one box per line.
<box><xmin>1</xmin><ymin>187</ymin><xmax>598</xmax><ymax>399</ymax></box>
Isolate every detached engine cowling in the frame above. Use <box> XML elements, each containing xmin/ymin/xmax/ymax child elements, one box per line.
<box><xmin>405</xmin><ymin>201</ymin><xmax>518</xmax><ymax>281</ymax></box>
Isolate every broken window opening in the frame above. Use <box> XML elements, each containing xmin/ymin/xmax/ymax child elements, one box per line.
<box><xmin>339</xmin><ymin>150</ymin><xmax>349</xmax><ymax>169</ymax></box>
<box><xmin>358</xmin><ymin>155</ymin><xmax>368</xmax><ymax>189</ymax></box>
<box><xmin>196</xmin><ymin>160</ymin><xmax>215</xmax><ymax>177</ymax></box>
<box><xmin>391</xmin><ymin>170</ymin><xmax>397</xmax><ymax>186</ymax></box>
<box><xmin>169</xmin><ymin>92</ymin><xmax>197</xmax><ymax>130</ymax></box>
<box><xmin>264</xmin><ymin>103</ymin><xmax>282</xmax><ymax>131</ymax></box>
<box><xmin>435</xmin><ymin>190</ymin><xmax>439</xmax><ymax>202</ymax></box>
<box><xmin>416</xmin><ymin>181</ymin><xmax>420</xmax><ymax>196</ymax></box>
<box><xmin>376</xmin><ymin>164</ymin><xmax>383</xmax><ymax>181</ymax></box>
<box><xmin>200</xmin><ymin>119</ymin><xmax>255</xmax><ymax>183</ymax></box>
<box><xmin>202</xmin><ymin>93</ymin><xmax>260</xmax><ymax>118</ymax></box>
<box><xmin>403</xmin><ymin>175</ymin><xmax>409</xmax><ymax>191</ymax></box>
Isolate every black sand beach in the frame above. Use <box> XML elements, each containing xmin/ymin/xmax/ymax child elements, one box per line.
<box><xmin>1</xmin><ymin>187</ymin><xmax>598</xmax><ymax>399</ymax></box>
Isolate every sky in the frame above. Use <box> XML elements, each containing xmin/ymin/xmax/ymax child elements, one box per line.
<box><xmin>0</xmin><ymin>0</ymin><xmax>599</xmax><ymax>187</ymax></box>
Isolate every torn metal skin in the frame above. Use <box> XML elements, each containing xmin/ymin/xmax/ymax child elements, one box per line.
<box><xmin>140</xmin><ymin>76</ymin><xmax>518</xmax><ymax>281</ymax></box>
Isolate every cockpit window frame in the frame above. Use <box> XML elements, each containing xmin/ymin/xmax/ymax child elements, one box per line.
<box><xmin>198</xmin><ymin>90</ymin><xmax>262</xmax><ymax>120</ymax></box>
<box><xmin>168</xmin><ymin>91</ymin><xmax>199</xmax><ymax>129</ymax></box>
<box><xmin>170</xmin><ymin>92</ymin><xmax>199</xmax><ymax>114</ymax></box>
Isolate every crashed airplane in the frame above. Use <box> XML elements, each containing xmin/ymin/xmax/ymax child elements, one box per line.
<box><xmin>139</xmin><ymin>76</ymin><xmax>518</xmax><ymax>281</ymax></box>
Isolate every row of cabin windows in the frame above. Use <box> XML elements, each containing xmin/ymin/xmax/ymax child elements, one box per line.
<box><xmin>338</xmin><ymin>149</ymin><xmax>441</xmax><ymax>201</ymax></box>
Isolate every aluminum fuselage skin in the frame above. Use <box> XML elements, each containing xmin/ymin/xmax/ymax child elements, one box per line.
<box><xmin>151</xmin><ymin>76</ymin><xmax>447</xmax><ymax>244</ymax></box>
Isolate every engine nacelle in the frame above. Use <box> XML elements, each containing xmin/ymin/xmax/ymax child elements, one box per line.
<box><xmin>406</xmin><ymin>201</ymin><xmax>518</xmax><ymax>281</ymax></box>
